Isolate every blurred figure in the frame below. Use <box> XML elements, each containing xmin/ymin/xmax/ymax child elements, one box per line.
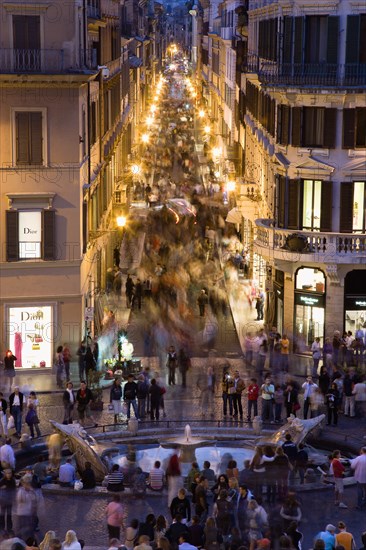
<box><xmin>3</xmin><ymin>350</ymin><xmax>16</xmax><ymax>393</ymax></box>
<box><xmin>167</xmin><ymin>346</ymin><xmax>177</xmax><ymax>386</ymax></box>
<box><xmin>9</xmin><ymin>386</ymin><xmax>24</xmax><ymax>437</ymax></box>
<box><xmin>167</xmin><ymin>452</ymin><xmax>183</xmax><ymax>506</ymax></box>
<box><xmin>0</xmin><ymin>392</ymin><xmax>8</xmax><ymax>437</ymax></box>
<box><xmin>47</xmin><ymin>433</ymin><xmax>62</xmax><ymax>470</ymax></box>
<box><xmin>15</xmin><ymin>473</ymin><xmax>38</xmax><ymax>541</ymax></box>
<box><xmin>0</xmin><ymin>468</ymin><xmax>16</xmax><ymax>531</ymax></box>
<box><xmin>63</xmin><ymin>382</ymin><xmax>75</xmax><ymax>424</ymax></box>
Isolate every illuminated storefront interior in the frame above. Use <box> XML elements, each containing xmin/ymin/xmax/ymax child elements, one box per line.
<box><xmin>294</xmin><ymin>267</ymin><xmax>325</xmax><ymax>352</ymax></box>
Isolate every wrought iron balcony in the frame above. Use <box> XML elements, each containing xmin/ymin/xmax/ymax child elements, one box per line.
<box><xmin>245</xmin><ymin>53</ymin><xmax>366</xmax><ymax>88</ymax></box>
<box><xmin>255</xmin><ymin>219</ymin><xmax>366</xmax><ymax>264</ymax></box>
<box><xmin>0</xmin><ymin>48</ymin><xmax>98</xmax><ymax>74</ymax></box>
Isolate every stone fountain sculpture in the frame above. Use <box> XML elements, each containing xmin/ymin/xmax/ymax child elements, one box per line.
<box><xmin>161</xmin><ymin>424</ymin><xmax>211</xmax><ymax>463</ymax></box>
<box><xmin>50</xmin><ymin>421</ymin><xmax>109</xmax><ymax>482</ymax></box>
<box><xmin>258</xmin><ymin>414</ymin><xmax>326</xmax><ymax>446</ymax></box>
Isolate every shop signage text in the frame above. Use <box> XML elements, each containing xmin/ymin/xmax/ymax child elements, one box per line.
<box><xmin>295</xmin><ymin>292</ymin><xmax>325</xmax><ymax>307</ymax></box>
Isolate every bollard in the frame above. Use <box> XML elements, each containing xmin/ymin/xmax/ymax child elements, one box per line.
<box><xmin>128</xmin><ymin>417</ymin><xmax>139</xmax><ymax>436</ymax></box>
<box><xmin>252</xmin><ymin>416</ymin><xmax>262</xmax><ymax>435</ymax></box>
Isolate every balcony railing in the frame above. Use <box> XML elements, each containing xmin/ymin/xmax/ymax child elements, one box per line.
<box><xmin>0</xmin><ymin>48</ymin><xmax>98</xmax><ymax>74</ymax></box>
<box><xmin>245</xmin><ymin>53</ymin><xmax>366</xmax><ymax>87</ymax></box>
<box><xmin>255</xmin><ymin>219</ymin><xmax>366</xmax><ymax>263</ymax></box>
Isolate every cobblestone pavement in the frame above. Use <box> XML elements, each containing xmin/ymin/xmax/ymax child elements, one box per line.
<box><xmin>38</xmin><ymin>485</ymin><xmax>365</xmax><ymax>549</ymax></box>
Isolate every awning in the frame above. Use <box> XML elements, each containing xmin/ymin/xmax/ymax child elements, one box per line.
<box><xmin>226</xmin><ymin>208</ymin><xmax>242</xmax><ymax>224</ymax></box>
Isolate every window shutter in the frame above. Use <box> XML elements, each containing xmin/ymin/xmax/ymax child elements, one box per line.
<box><xmin>6</xmin><ymin>210</ymin><xmax>19</xmax><ymax>262</ymax></box>
<box><xmin>356</xmin><ymin>108</ymin><xmax>366</xmax><ymax>148</ymax></box>
<box><xmin>16</xmin><ymin>112</ymin><xmax>29</xmax><ymax>164</ymax></box>
<box><xmin>345</xmin><ymin>15</ymin><xmax>360</xmax><ymax>64</ymax></box>
<box><xmin>327</xmin><ymin>16</ymin><xmax>339</xmax><ymax>64</ymax></box>
<box><xmin>277</xmin><ymin>175</ymin><xmax>286</xmax><ymax>227</ymax></box>
<box><xmin>323</xmin><ymin>108</ymin><xmax>337</xmax><ymax>148</ymax></box>
<box><xmin>293</xmin><ymin>17</ymin><xmax>304</xmax><ymax>64</ymax></box>
<box><xmin>30</xmin><ymin>112</ymin><xmax>43</xmax><ymax>164</ymax></box>
<box><xmin>288</xmin><ymin>179</ymin><xmax>300</xmax><ymax>229</ymax></box>
<box><xmin>291</xmin><ymin>107</ymin><xmax>302</xmax><ymax>146</ymax></box>
<box><xmin>82</xmin><ymin>201</ymin><xmax>88</xmax><ymax>254</ymax></box>
<box><xmin>340</xmin><ymin>182</ymin><xmax>354</xmax><ymax>233</ymax></box>
<box><xmin>283</xmin><ymin>17</ymin><xmax>293</xmax><ymax>64</ymax></box>
<box><xmin>42</xmin><ymin>209</ymin><xmax>55</xmax><ymax>260</ymax></box>
<box><xmin>342</xmin><ymin>109</ymin><xmax>355</xmax><ymax>149</ymax></box>
<box><xmin>320</xmin><ymin>181</ymin><xmax>333</xmax><ymax>232</ymax></box>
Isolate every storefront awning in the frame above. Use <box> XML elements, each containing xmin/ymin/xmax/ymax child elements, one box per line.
<box><xmin>226</xmin><ymin>208</ymin><xmax>242</xmax><ymax>224</ymax></box>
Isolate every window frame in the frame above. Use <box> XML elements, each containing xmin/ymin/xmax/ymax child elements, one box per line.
<box><xmin>11</xmin><ymin>107</ymin><xmax>48</xmax><ymax>167</ymax></box>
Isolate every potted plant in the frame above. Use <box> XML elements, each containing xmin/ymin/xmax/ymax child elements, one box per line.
<box><xmin>88</xmin><ymin>370</ymin><xmax>105</xmax><ymax>411</ymax></box>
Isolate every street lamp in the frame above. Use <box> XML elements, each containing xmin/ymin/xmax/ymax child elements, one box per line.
<box><xmin>198</xmin><ymin>109</ymin><xmax>205</xmax><ymax>118</ymax></box>
<box><xmin>141</xmin><ymin>133</ymin><xmax>149</xmax><ymax>144</ymax></box>
<box><xmin>204</xmin><ymin>125</ymin><xmax>211</xmax><ymax>134</ymax></box>
<box><xmin>131</xmin><ymin>164</ymin><xmax>140</xmax><ymax>175</ymax></box>
<box><xmin>227</xmin><ymin>180</ymin><xmax>236</xmax><ymax>192</ymax></box>
<box><xmin>116</xmin><ymin>215</ymin><xmax>127</xmax><ymax>229</ymax></box>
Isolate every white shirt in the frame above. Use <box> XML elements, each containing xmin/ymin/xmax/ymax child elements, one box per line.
<box><xmin>302</xmin><ymin>382</ymin><xmax>318</xmax><ymax>399</ymax></box>
<box><xmin>12</xmin><ymin>395</ymin><xmax>20</xmax><ymax>407</ymax></box>
<box><xmin>0</xmin><ymin>444</ymin><xmax>15</xmax><ymax>469</ymax></box>
<box><xmin>351</xmin><ymin>453</ymin><xmax>366</xmax><ymax>483</ymax></box>
<box><xmin>62</xmin><ymin>543</ymin><xmax>81</xmax><ymax>550</ymax></box>
<box><xmin>66</xmin><ymin>388</ymin><xmax>75</xmax><ymax>404</ymax></box>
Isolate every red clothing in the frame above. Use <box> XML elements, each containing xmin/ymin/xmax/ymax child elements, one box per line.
<box><xmin>248</xmin><ymin>384</ymin><xmax>259</xmax><ymax>401</ymax></box>
<box><xmin>332</xmin><ymin>458</ymin><xmax>345</xmax><ymax>478</ymax></box>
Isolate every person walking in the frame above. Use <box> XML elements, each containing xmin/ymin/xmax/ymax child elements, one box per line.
<box><xmin>63</xmin><ymin>382</ymin><xmax>75</xmax><ymax>424</ymax></box>
<box><xmin>76</xmin><ymin>341</ymin><xmax>86</xmax><ymax>382</ymax></box>
<box><xmin>232</xmin><ymin>370</ymin><xmax>245</xmax><ymax>419</ymax></box>
<box><xmin>178</xmin><ymin>348</ymin><xmax>190</xmax><ymax>388</ymax></box>
<box><xmin>110</xmin><ymin>378</ymin><xmax>123</xmax><ymax>424</ymax></box>
<box><xmin>350</xmin><ymin>446</ymin><xmax>366</xmax><ymax>509</ymax></box>
<box><xmin>0</xmin><ymin>393</ymin><xmax>8</xmax><ymax>437</ymax></box>
<box><xmin>0</xmin><ymin>468</ymin><xmax>16</xmax><ymax>532</ymax></box>
<box><xmin>25</xmin><ymin>392</ymin><xmax>41</xmax><ymax>438</ymax></box>
<box><xmin>55</xmin><ymin>346</ymin><xmax>65</xmax><ymax>389</ymax></box>
<box><xmin>331</xmin><ymin>450</ymin><xmax>348</xmax><ymax>508</ymax></box>
<box><xmin>62</xmin><ymin>344</ymin><xmax>72</xmax><ymax>382</ymax></box>
<box><xmin>197</xmin><ymin>289</ymin><xmax>208</xmax><ymax>317</ymax></box>
<box><xmin>123</xmin><ymin>374</ymin><xmax>139</xmax><ymax>420</ymax></box>
<box><xmin>302</xmin><ymin>376</ymin><xmax>318</xmax><ymax>419</ymax></box>
<box><xmin>84</xmin><ymin>346</ymin><xmax>96</xmax><ymax>387</ymax></box>
<box><xmin>3</xmin><ymin>350</ymin><xmax>16</xmax><ymax>393</ymax></box>
<box><xmin>125</xmin><ymin>274</ymin><xmax>135</xmax><ymax>308</ymax></box>
<box><xmin>167</xmin><ymin>346</ymin><xmax>177</xmax><ymax>386</ymax></box>
<box><xmin>106</xmin><ymin>494</ymin><xmax>125</xmax><ymax>541</ymax></box>
<box><xmin>133</xmin><ymin>279</ymin><xmax>143</xmax><ymax>310</ymax></box>
<box><xmin>149</xmin><ymin>379</ymin><xmax>162</xmax><ymax>421</ymax></box>
<box><xmin>9</xmin><ymin>386</ymin><xmax>24</xmax><ymax>438</ymax></box>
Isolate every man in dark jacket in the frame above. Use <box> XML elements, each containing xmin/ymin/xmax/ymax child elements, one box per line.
<box><xmin>125</xmin><ymin>274</ymin><xmax>134</xmax><ymax>308</ymax></box>
<box><xmin>166</xmin><ymin>514</ymin><xmax>189</xmax><ymax>546</ymax></box>
<box><xmin>0</xmin><ymin>392</ymin><xmax>8</xmax><ymax>437</ymax></box>
<box><xmin>81</xmin><ymin>461</ymin><xmax>96</xmax><ymax>489</ymax></box>
<box><xmin>123</xmin><ymin>374</ymin><xmax>139</xmax><ymax>419</ymax></box>
<box><xmin>76</xmin><ymin>381</ymin><xmax>97</xmax><ymax>427</ymax></box>
<box><xmin>9</xmin><ymin>387</ymin><xmax>24</xmax><ymax>437</ymax></box>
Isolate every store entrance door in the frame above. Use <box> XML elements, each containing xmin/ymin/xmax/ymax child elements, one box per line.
<box><xmin>295</xmin><ymin>304</ymin><xmax>324</xmax><ymax>351</ymax></box>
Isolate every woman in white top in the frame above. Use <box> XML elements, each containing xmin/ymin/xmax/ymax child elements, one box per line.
<box><xmin>61</xmin><ymin>530</ymin><xmax>81</xmax><ymax>550</ymax></box>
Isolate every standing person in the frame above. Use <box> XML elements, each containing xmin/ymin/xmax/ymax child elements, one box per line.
<box><xmin>326</xmin><ymin>382</ymin><xmax>340</xmax><ymax>426</ymax></box>
<box><xmin>178</xmin><ymin>349</ymin><xmax>190</xmax><ymax>388</ymax></box>
<box><xmin>167</xmin><ymin>346</ymin><xmax>177</xmax><ymax>386</ymax></box>
<box><xmin>0</xmin><ymin>469</ymin><xmax>16</xmax><ymax>532</ymax></box>
<box><xmin>274</xmin><ymin>384</ymin><xmax>284</xmax><ymax>422</ymax></box>
<box><xmin>232</xmin><ymin>370</ymin><xmax>245</xmax><ymax>419</ymax></box>
<box><xmin>166</xmin><ymin>452</ymin><xmax>184</xmax><ymax>507</ymax></box>
<box><xmin>302</xmin><ymin>376</ymin><xmax>319</xmax><ymax>419</ymax></box>
<box><xmin>113</xmin><ymin>269</ymin><xmax>123</xmax><ymax>298</ymax></box>
<box><xmin>280</xmin><ymin>335</ymin><xmax>290</xmax><ymax>372</ymax></box>
<box><xmin>123</xmin><ymin>374</ymin><xmax>139</xmax><ymax>420</ymax></box>
<box><xmin>350</xmin><ymin>446</ymin><xmax>366</xmax><ymax>509</ymax></box>
<box><xmin>125</xmin><ymin>274</ymin><xmax>134</xmax><ymax>308</ymax></box>
<box><xmin>343</xmin><ymin>372</ymin><xmax>355</xmax><ymax>417</ymax></box>
<box><xmin>55</xmin><ymin>346</ymin><xmax>65</xmax><ymax>389</ymax></box>
<box><xmin>247</xmin><ymin>378</ymin><xmax>259</xmax><ymax>422</ymax></box>
<box><xmin>25</xmin><ymin>393</ymin><xmax>41</xmax><ymax>438</ymax></box>
<box><xmin>133</xmin><ymin>279</ymin><xmax>143</xmax><ymax>310</ymax></box>
<box><xmin>194</xmin><ymin>476</ymin><xmax>209</xmax><ymax>524</ymax></box>
<box><xmin>63</xmin><ymin>382</ymin><xmax>75</xmax><ymax>424</ymax></box>
<box><xmin>137</xmin><ymin>374</ymin><xmax>148</xmax><ymax>419</ymax></box>
<box><xmin>256</xmin><ymin>289</ymin><xmax>264</xmax><ymax>321</ymax></box>
<box><xmin>222</xmin><ymin>369</ymin><xmax>234</xmax><ymax>417</ymax></box>
<box><xmin>3</xmin><ymin>350</ymin><xmax>16</xmax><ymax>393</ymax></box>
<box><xmin>106</xmin><ymin>494</ymin><xmax>125</xmax><ymax>541</ymax></box>
<box><xmin>149</xmin><ymin>379</ymin><xmax>162</xmax><ymax>421</ymax></box>
<box><xmin>62</xmin><ymin>344</ymin><xmax>72</xmax><ymax>382</ymax></box>
<box><xmin>84</xmin><ymin>346</ymin><xmax>96</xmax><ymax>387</ymax></box>
<box><xmin>0</xmin><ymin>438</ymin><xmax>15</xmax><ymax>470</ymax></box>
<box><xmin>0</xmin><ymin>393</ymin><xmax>8</xmax><ymax>437</ymax></box>
<box><xmin>110</xmin><ymin>378</ymin><xmax>123</xmax><ymax>424</ymax></box>
<box><xmin>318</xmin><ymin>367</ymin><xmax>331</xmax><ymax>398</ymax></box>
<box><xmin>335</xmin><ymin>522</ymin><xmax>356</xmax><ymax>550</ymax></box>
<box><xmin>295</xmin><ymin>444</ymin><xmax>308</xmax><ymax>485</ymax></box>
<box><xmin>170</xmin><ymin>488</ymin><xmax>191</xmax><ymax>523</ymax></box>
<box><xmin>76</xmin><ymin>381</ymin><xmax>97</xmax><ymax>427</ymax></box>
<box><xmin>311</xmin><ymin>337</ymin><xmax>322</xmax><ymax>377</ymax></box>
<box><xmin>260</xmin><ymin>375</ymin><xmax>274</xmax><ymax>422</ymax></box>
<box><xmin>9</xmin><ymin>386</ymin><xmax>24</xmax><ymax>438</ymax></box>
<box><xmin>331</xmin><ymin>450</ymin><xmax>347</xmax><ymax>508</ymax></box>
<box><xmin>197</xmin><ymin>289</ymin><xmax>208</xmax><ymax>317</ymax></box>
<box><xmin>284</xmin><ymin>382</ymin><xmax>300</xmax><ymax>418</ymax></box>
<box><xmin>76</xmin><ymin>341</ymin><xmax>86</xmax><ymax>382</ymax></box>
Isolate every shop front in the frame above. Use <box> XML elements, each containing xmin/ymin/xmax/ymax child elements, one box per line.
<box><xmin>344</xmin><ymin>270</ymin><xmax>366</xmax><ymax>335</ymax></box>
<box><xmin>5</xmin><ymin>303</ymin><xmax>56</xmax><ymax>368</ymax></box>
<box><xmin>294</xmin><ymin>267</ymin><xmax>326</xmax><ymax>352</ymax></box>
